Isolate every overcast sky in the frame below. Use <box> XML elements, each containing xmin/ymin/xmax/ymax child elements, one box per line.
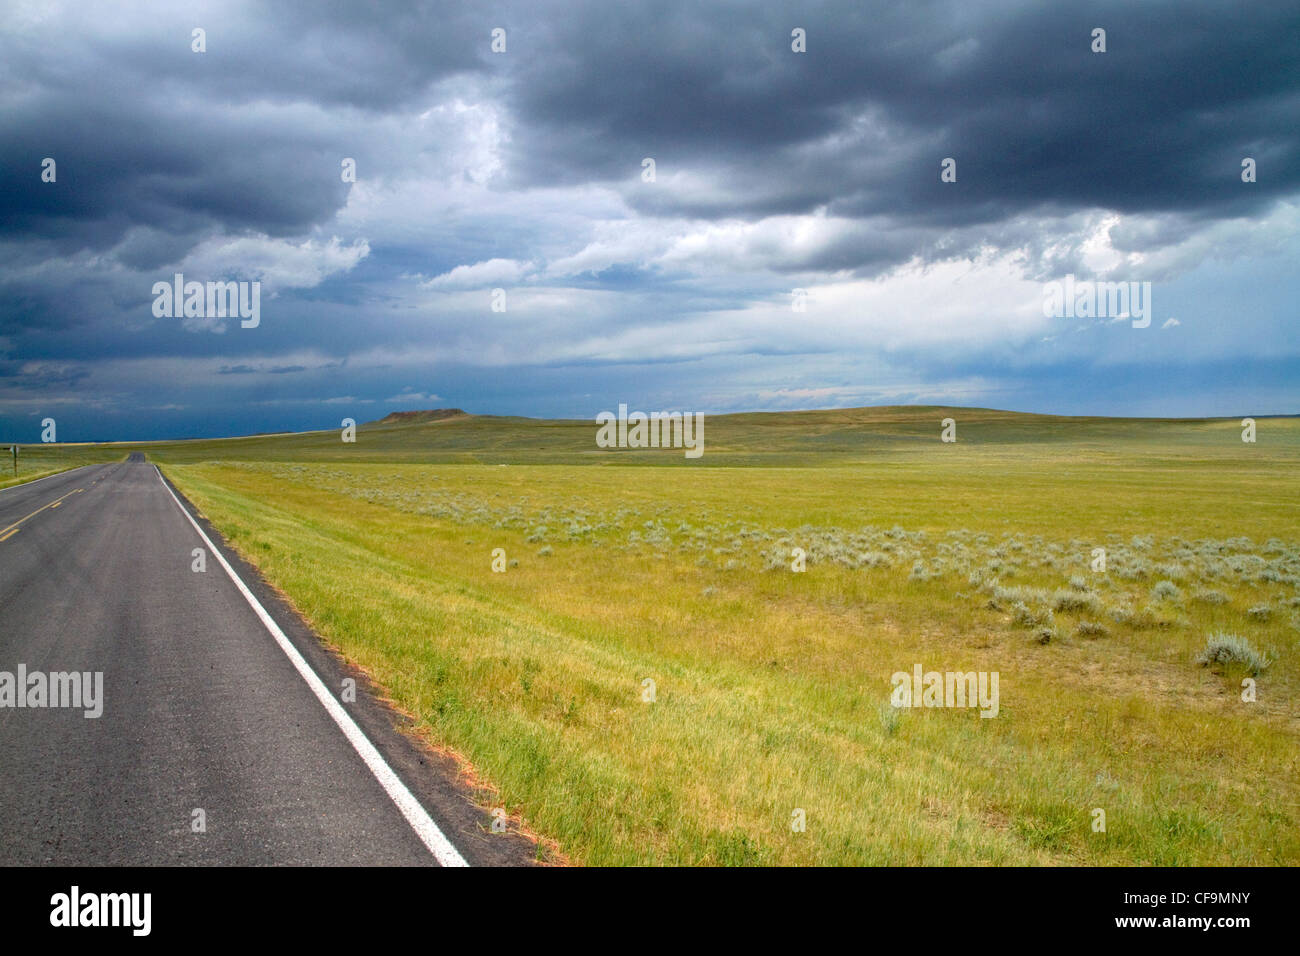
<box><xmin>2</xmin><ymin>0</ymin><xmax>1298</xmax><ymax>440</ymax></box>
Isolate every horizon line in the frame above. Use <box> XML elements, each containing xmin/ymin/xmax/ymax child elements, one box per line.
<box><xmin>9</xmin><ymin>402</ymin><xmax>1298</xmax><ymax>448</ymax></box>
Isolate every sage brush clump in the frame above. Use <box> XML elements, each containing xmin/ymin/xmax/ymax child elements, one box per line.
<box><xmin>1196</xmin><ymin>634</ymin><xmax>1271</xmax><ymax>676</ymax></box>
<box><xmin>1052</xmin><ymin>589</ymin><xmax>1100</xmax><ymax>613</ymax></box>
<box><xmin>1152</xmin><ymin>580</ymin><xmax>1182</xmax><ymax>601</ymax></box>
<box><xmin>1012</xmin><ymin>601</ymin><xmax>1053</xmax><ymax>629</ymax></box>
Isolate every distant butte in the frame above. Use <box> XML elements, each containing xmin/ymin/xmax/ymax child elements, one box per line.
<box><xmin>374</xmin><ymin>409</ymin><xmax>468</xmax><ymax>424</ymax></box>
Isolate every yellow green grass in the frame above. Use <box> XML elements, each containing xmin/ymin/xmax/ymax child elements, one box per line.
<box><xmin>0</xmin><ymin>444</ymin><xmax>126</xmax><ymax>490</ymax></box>
<box><xmin>125</xmin><ymin>408</ymin><xmax>1300</xmax><ymax>865</ymax></box>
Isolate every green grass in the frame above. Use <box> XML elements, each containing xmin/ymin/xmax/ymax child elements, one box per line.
<box><xmin>0</xmin><ymin>444</ymin><xmax>127</xmax><ymax>490</ymax></box>
<box><xmin>104</xmin><ymin>404</ymin><xmax>1300</xmax><ymax>469</ymax></box>
<box><xmin>75</xmin><ymin>406</ymin><xmax>1300</xmax><ymax>864</ymax></box>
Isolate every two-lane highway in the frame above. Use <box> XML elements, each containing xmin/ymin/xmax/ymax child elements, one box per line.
<box><xmin>0</xmin><ymin>456</ymin><xmax>531</xmax><ymax>865</ymax></box>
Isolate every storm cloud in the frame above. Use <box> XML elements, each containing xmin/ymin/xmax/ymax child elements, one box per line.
<box><xmin>1</xmin><ymin>0</ymin><xmax>1296</xmax><ymax>439</ymax></box>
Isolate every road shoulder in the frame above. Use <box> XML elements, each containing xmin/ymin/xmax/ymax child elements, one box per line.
<box><xmin>155</xmin><ymin>465</ymin><xmax>545</xmax><ymax>867</ymax></box>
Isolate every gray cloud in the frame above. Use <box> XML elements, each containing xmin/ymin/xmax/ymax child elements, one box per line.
<box><xmin>0</xmin><ymin>0</ymin><xmax>1297</xmax><ymax>439</ymax></box>
<box><xmin>506</xmin><ymin>0</ymin><xmax>1300</xmax><ymax>224</ymax></box>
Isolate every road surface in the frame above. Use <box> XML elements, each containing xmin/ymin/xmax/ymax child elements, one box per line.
<box><xmin>0</xmin><ymin>455</ymin><xmax>533</xmax><ymax>865</ymax></box>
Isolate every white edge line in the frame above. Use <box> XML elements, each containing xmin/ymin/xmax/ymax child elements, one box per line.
<box><xmin>154</xmin><ymin>465</ymin><xmax>470</xmax><ymax>867</ymax></box>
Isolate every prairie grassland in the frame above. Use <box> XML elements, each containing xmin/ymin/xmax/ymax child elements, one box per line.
<box><xmin>0</xmin><ymin>444</ymin><xmax>126</xmax><ymax>490</ymax></box>
<box><xmin>149</xmin><ymin>409</ymin><xmax>1300</xmax><ymax>865</ymax></box>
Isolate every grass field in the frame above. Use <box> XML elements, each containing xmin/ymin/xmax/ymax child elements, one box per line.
<box><xmin>26</xmin><ymin>406</ymin><xmax>1300</xmax><ymax>864</ymax></box>
<box><xmin>0</xmin><ymin>443</ymin><xmax>127</xmax><ymax>490</ymax></box>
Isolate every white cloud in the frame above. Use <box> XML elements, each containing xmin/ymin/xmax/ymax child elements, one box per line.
<box><xmin>384</xmin><ymin>390</ymin><xmax>442</xmax><ymax>403</ymax></box>
<box><xmin>423</xmin><ymin>258</ymin><xmax>534</xmax><ymax>289</ymax></box>
<box><xmin>178</xmin><ymin>235</ymin><xmax>370</xmax><ymax>291</ymax></box>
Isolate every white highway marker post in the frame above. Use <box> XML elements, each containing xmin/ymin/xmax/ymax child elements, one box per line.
<box><xmin>155</xmin><ymin>466</ymin><xmax>470</xmax><ymax>867</ymax></box>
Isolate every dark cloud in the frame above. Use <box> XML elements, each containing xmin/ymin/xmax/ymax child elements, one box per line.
<box><xmin>0</xmin><ymin>0</ymin><xmax>493</xmax><ymax>257</ymax></box>
<box><xmin>0</xmin><ymin>0</ymin><xmax>1296</xmax><ymax>439</ymax></box>
<box><xmin>507</xmin><ymin>0</ymin><xmax>1300</xmax><ymax>223</ymax></box>
<box><xmin>218</xmin><ymin>361</ymin><xmax>343</xmax><ymax>375</ymax></box>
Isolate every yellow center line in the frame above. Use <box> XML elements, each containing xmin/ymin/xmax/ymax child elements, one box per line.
<box><xmin>0</xmin><ymin>488</ymin><xmax>84</xmax><ymax>541</ymax></box>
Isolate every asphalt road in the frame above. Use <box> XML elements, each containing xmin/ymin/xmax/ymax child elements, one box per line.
<box><xmin>0</xmin><ymin>456</ymin><xmax>534</xmax><ymax>865</ymax></box>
